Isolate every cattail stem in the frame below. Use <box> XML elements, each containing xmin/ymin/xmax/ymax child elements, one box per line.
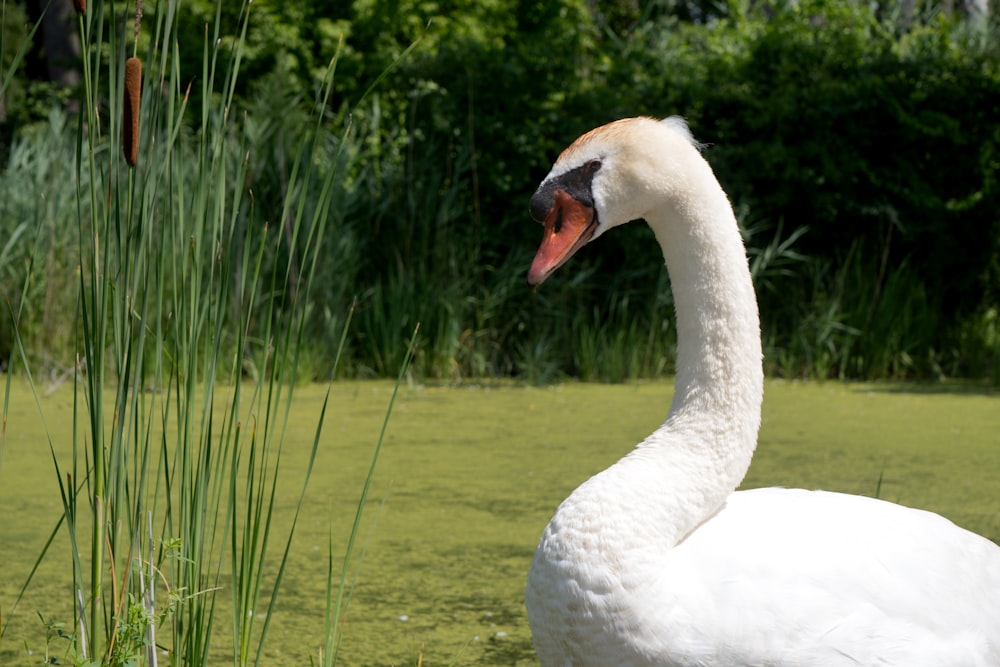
<box><xmin>134</xmin><ymin>0</ymin><xmax>143</xmax><ymax>48</ymax></box>
<box><xmin>122</xmin><ymin>57</ymin><xmax>142</xmax><ymax>167</ymax></box>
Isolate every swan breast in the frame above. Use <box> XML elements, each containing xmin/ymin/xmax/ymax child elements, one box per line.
<box><xmin>527</xmin><ymin>487</ymin><xmax>1000</xmax><ymax>667</ymax></box>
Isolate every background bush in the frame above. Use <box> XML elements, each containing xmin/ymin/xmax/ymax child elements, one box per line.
<box><xmin>2</xmin><ymin>0</ymin><xmax>998</xmax><ymax>382</ymax></box>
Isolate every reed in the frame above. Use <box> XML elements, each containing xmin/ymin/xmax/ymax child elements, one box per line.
<box><xmin>0</xmin><ymin>3</ymin><xmax>996</xmax><ymax>386</ymax></box>
<box><xmin>0</xmin><ymin>1</ymin><xmax>417</xmax><ymax>664</ymax></box>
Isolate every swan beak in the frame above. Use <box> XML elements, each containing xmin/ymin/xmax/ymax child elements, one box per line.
<box><xmin>527</xmin><ymin>189</ymin><xmax>597</xmax><ymax>287</ymax></box>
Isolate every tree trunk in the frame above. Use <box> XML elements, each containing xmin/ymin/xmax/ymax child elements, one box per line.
<box><xmin>40</xmin><ymin>0</ymin><xmax>82</xmax><ymax>92</ymax></box>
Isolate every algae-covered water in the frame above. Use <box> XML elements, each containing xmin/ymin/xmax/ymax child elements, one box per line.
<box><xmin>1</xmin><ymin>379</ymin><xmax>998</xmax><ymax>665</ymax></box>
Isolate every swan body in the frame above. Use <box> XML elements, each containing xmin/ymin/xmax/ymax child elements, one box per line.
<box><xmin>523</xmin><ymin>116</ymin><xmax>1000</xmax><ymax>666</ymax></box>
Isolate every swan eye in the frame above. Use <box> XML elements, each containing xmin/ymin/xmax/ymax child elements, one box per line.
<box><xmin>586</xmin><ymin>159</ymin><xmax>602</xmax><ymax>173</ymax></box>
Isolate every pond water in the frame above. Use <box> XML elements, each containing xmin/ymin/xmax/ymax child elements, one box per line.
<box><xmin>1</xmin><ymin>379</ymin><xmax>997</xmax><ymax>665</ymax></box>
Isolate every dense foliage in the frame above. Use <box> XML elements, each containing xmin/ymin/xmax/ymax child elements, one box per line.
<box><xmin>1</xmin><ymin>0</ymin><xmax>998</xmax><ymax>382</ymax></box>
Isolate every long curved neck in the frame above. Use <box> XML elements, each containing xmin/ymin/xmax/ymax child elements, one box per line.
<box><xmin>601</xmin><ymin>163</ymin><xmax>763</xmax><ymax>548</ymax></box>
<box><xmin>653</xmin><ymin>180</ymin><xmax>762</xmax><ymax>440</ymax></box>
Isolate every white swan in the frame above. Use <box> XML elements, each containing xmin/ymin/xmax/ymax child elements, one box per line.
<box><xmin>524</xmin><ymin>116</ymin><xmax>1000</xmax><ymax>666</ymax></box>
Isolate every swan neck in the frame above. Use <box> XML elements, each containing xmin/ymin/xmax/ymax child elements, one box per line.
<box><xmin>651</xmin><ymin>199</ymin><xmax>762</xmax><ymax>423</ymax></box>
<box><xmin>629</xmin><ymin>176</ymin><xmax>763</xmax><ymax>544</ymax></box>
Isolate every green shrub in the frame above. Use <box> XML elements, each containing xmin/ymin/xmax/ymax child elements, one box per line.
<box><xmin>2</xmin><ymin>0</ymin><xmax>998</xmax><ymax>382</ymax></box>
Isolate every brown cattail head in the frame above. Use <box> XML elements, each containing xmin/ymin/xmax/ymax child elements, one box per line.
<box><xmin>122</xmin><ymin>57</ymin><xmax>142</xmax><ymax>167</ymax></box>
<box><xmin>73</xmin><ymin>0</ymin><xmax>86</xmax><ymax>14</ymax></box>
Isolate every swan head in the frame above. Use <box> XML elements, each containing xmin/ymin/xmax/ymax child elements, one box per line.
<box><xmin>527</xmin><ymin>116</ymin><xmax>701</xmax><ymax>287</ymax></box>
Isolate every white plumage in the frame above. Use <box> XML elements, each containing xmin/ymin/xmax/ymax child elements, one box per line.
<box><xmin>523</xmin><ymin>116</ymin><xmax>1000</xmax><ymax>666</ymax></box>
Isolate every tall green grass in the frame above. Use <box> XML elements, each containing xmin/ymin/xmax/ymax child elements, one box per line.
<box><xmin>1</xmin><ymin>7</ymin><xmax>997</xmax><ymax>386</ymax></box>
<box><xmin>758</xmin><ymin>237</ymin><xmax>942</xmax><ymax>381</ymax></box>
<box><xmin>5</xmin><ymin>103</ymin><xmax>991</xmax><ymax>385</ymax></box>
<box><xmin>0</xmin><ymin>1</ymin><xmax>418</xmax><ymax>664</ymax></box>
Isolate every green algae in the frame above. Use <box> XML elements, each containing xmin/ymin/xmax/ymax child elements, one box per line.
<box><xmin>1</xmin><ymin>379</ymin><xmax>998</xmax><ymax>665</ymax></box>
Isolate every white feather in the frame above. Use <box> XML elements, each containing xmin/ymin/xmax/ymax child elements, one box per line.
<box><xmin>525</xmin><ymin>117</ymin><xmax>1000</xmax><ymax>667</ymax></box>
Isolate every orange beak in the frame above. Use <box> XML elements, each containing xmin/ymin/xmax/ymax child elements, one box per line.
<box><xmin>527</xmin><ymin>189</ymin><xmax>597</xmax><ymax>287</ymax></box>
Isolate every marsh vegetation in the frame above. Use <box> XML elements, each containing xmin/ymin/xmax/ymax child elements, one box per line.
<box><xmin>2</xmin><ymin>380</ymin><xmax>998</xmax><ymax>664</ymax></box>
<box><xmin>0</xmin><ymin>1</ymin><xmax>998</xmax><ymax>665</ymax></box>
<box><xmin>2</xmin><ymin>0</ymin><xmax>999</xmax><ymax>383</ymax></box>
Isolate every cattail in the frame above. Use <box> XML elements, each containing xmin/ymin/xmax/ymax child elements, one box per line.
<box><xmin>72</xmin><ymin>0</ymin><xmax>86</xmax><ymax>14</ymax></box>
<box><xmin>134</xmin><ymin>0</ymin><xmax>143</xmax><ymax>45</ymax></box>
<box><xmin>122</xmin><ymin>57</ymin><xmax>142</xmax><ymax>167</ymax></box>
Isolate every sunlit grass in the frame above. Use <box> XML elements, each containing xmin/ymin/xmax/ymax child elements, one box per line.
<box><xmin>0</xmin><ymin>0</ymin><xmax>418</xmax><ymax>664</ymax></box>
